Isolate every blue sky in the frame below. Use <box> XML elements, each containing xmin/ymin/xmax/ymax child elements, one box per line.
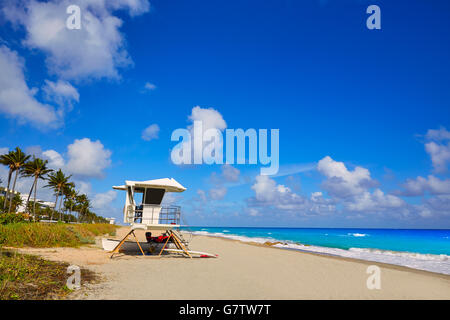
<box><xmin>0</xmin><ymin>0</ymin><xmax>449</xmax><ymax>228</ymax></box>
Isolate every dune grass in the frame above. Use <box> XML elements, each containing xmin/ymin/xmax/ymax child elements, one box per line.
<box><xmin>0</xmin><ymin>249</ymin><xmax>98</xmax><ymax>300</ymax></box>
<box><xmin>0</xmin><ymin>223</ymin><xmax>118</xmax><ymax>248</ymax></box>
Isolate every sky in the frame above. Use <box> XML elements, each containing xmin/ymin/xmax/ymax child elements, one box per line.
<box><xmin>0</xmin><ymin>0</ymin><xmax>449</xmax><ymax>228</ymax></box>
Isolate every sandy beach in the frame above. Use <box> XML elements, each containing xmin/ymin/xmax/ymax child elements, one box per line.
<box><xmin>15</xmin><ymin>227</ymin><xmax>450</xmax><ymax>300</ymax></box>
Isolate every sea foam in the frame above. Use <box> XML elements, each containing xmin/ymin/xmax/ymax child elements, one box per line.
<box><xmin>191</xmin><ymin>230</ymin><xmax>450</xmax><ymax>275</ymax></box>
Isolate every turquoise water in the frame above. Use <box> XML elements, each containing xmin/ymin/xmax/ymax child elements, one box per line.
<box><xmin>184</xmin><ymin>227</ymin><xmax>450</xmax><ymax>256</ymax></box>
<box><xmin>183</xmin><ymin>227</ymin><xmax>450</xmax><ymax>274</ymax></box>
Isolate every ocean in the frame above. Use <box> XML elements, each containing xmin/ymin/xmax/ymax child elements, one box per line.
<box><xmin>183</xmin><ymin>227</ymin><xmax>450</xmax><ymax>275</ymax></box>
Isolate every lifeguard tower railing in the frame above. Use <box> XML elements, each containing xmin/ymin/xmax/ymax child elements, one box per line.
<box><xmin>129</xmin><ymin>205</ymin><xmax>181</xmax><ymax>226</ymax></box>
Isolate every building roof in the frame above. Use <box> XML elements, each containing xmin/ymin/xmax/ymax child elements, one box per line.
<box><xmin>112</xmin><ymin>178</ymin><xmax>186</xmax><ymax>193</ymax></box>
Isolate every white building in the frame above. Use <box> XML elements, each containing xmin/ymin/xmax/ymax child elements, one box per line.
<box><xmin>17</xmin><ymin>194</ymin><xmax>55</xmax><ymax>213</ymax></box>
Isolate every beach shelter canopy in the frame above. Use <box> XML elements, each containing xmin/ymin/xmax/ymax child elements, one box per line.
<box><xmin>113</xmin><ymin>178</ymin><xmax>186</xmax><ymax>193</ymax></box>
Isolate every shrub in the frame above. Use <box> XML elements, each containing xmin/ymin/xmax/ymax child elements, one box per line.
<box><xmin>0</xmin><ymin>223</ymin><xmax>118</xmax><ymax>248</ymax></box>
<box><xmin>0</xmin><ymin>213</ymin><xmax>29</xmax><ymax>225</ymax></box>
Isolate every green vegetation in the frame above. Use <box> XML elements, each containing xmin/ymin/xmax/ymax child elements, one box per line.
<box><xmin>0</xmin><ymin>147</ymin><xmax>117</xmax><ymax>300</ymax></box>
<box><xmin>0</xmin><ymin>223</ymin><xmax>117</xmax><ymax>248</ymax></box>
<box><xmin>0</xmin><ymin>249</ymin><xmax>97</xmax><ymax>300</ymax></box>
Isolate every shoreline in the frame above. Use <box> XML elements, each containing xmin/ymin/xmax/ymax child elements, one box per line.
<box><xmin>195</xmin><ymin>234</ymin><xmax>450</xmax><ymax>280</ymax></box>
<box><xmin>188</xmin><ymin>230</ymin><xmax>450</xmax><ymax>276</ymax></box>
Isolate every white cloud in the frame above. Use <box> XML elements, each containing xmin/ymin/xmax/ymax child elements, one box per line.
<box><xmin>209</xmin><ymin>187</ymin><xmax>227</xmax><ymax>200</ymax></box>
<box><xmin>187</xmin><ymin>106</ymin><xmax>227</xmax><ymax>162</ymax></box>
<box><xmin>141</xmin><ymin>123</ymin><xmax>160</xmax><ymax>141</ymax></box>
<box><xmin>92</xmin><ymin>190</ymin><xmax>117</xmax><ymax>209</ymax></box>
<box><xmin>249</xmin><ymin>175</ymin><xmax>335</xmax><ymax>215</ymax></box>
<box><xmin>345</xmin><ymin>189</ymin><xmax>405</xmax><ymax>213</ymax></box>
<box><xmin>317</xmin><ymin>156</ymin><xmax>376</xmax><ymax>198</ymax></box>
<box><xmin>188</xmin><ymin>106</ymin><xmax>227</xmax><ymax>132</ymax></box>
<box><xmin>143</xmin><ymin>82</ymin><xmax>156</xmax><ymax>91</ymax></box>
<box><xmin>42</xmin><ymin>79</ymin><xmax>79</xmax><ymax>113</ymax></box>
<box><xmin>425</xmin><ymin>126</ymin><xmax>450</xmax><ymax>141</ymax></box>
<box><xmin>40</xmin><ymin>138</ymin><xmax>112</xmax><ymax>178</ymax></box>
<box><xmin>42</xmin><ymin>149</ymin><xmax>65</xmax><ymax>169</ymax></box>
<box><xmin>251</xmin><ymin>175</ymin><xmax>305</xmax><ymax>209</ymax></box>
<box><xmin>425</xmin><ymin>141</ymin><xmax>450</xmax><ymax>174</ymax></box>
<box><xmin>399</xmin><ymin>175</ymin><xmax>450</xmax><ymax>197</ymax></box>
<box><xmin>3</xmin><ymin>0</ymin><xmax>150</xmax><ymax>81</ymax></box>
<box><xmin>0</xmin><ymin>45</ymin><xmax>59</xmax><ymax>127</ymax></box>
<box><xmin>65</xmin><ymin>138</ymin><xmax>112</xmax><ymax>178</ymax></box>
<box><xmin>422</xmin><ymin>127</ymin><xmax>450</xmax><ymax>173</ymax></box>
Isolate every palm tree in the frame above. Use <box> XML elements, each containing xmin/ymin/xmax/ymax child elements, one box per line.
<box><xmin>45</xmin><ymin>169</ymin><xmax>72</xmax><ymax>221</ymax></box>
<box><xmin>22</xmin><ymin>158</ymin><xmax>53</xmax><ymax>219</ymax></box>
<box><xmin>76</xmin><ymin>194</ymin><xmax>89</xmax><ymax>222</ymax></box>
<box><xmin>4</xmin><ymin>147</ymin><xmax>31</xmax><ymax>213</ymax></box>
<box><xmin>0</xmin><ymin>150</ymin><xmax>14</xmax><ymax>210</ymax></box>
<box><xmin>64</xmin><ymin>186</ymin><xmax>78</xmax><ymax>221</ymax></box>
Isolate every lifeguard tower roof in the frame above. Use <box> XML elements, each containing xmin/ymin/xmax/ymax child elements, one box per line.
<box><xmin>113</xmin><ymin>178</ymin><xmax>186</xmax><ymax>193</ymax></box>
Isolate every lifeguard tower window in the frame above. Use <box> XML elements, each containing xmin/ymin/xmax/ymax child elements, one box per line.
<box><xmin>144</xmin><ymin>188</ymin><xmax>165</xmax><ymax>205</ymax></box>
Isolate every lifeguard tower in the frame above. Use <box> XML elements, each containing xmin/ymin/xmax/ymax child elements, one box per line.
<box><xmin>109</xmin><ymin>178</ymin><xmax>191</xmax><ymax>258</ymax></box>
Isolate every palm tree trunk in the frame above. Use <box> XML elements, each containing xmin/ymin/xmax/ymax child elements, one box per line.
<box><xmin>8</xmin><ymin>170</ymin><xmax>19</xmax><ymax>213</ymax></box>
<box><xmin>70</xmin><ymin>201</ymin><xmax>74</xmax><ymax>222</ymax></box>
<box><xmin>3</xmin><ymin>169</ymin><xmax>12</xmax><ymax>210</ymax></box>
<box><xmin>26</xmin><ymin>177</ymin><xmax>37</xmax><ymax>213</ymax></box>
<box><xmin>59</xmin><ymin>195</ymin><xmax>64</xmax><ymax>221</ymax></box>
<box><xmin>52</xmin><ymin>192</ymin><xmax>59</xmax><ymax>221</ymax></box>
<box><xmin>33</xmin><ymin>179</ymin><xmax>38</xmax><ymax>221</ymax></box>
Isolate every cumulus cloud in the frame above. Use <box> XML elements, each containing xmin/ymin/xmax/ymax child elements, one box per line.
<box><xmin>65</xmin><ymin>138</ymin><xmax>112</xmax><ymax>178</ymax></box>
<box><xmin>41</xmin><ymin>139</ymin><xmax>112</xmax><ymax>178</ymax></box>
<box><xmin>425</xmin><ymin>126</ymin><xmax>450</xmax><ymax>141</ymax></box>
<box><xmin>42</xmin><ymin>79</ymin><xmax>79</xmax><ymax>113</ymax></box>
<box><xmin>249</xmin><ymin>175</ymin><xmax>335</xmax><ymax>215</ymax></box>
<box><xmin>188</xmin><ymin>106</ymin><xmax>226</xmax><ymax>161</ymax></box>
<box><xmin>92</xmin><ymin>190</ymin><xmax>117</xmax><ymax>209</ymax></box>
<box><xmin>251</xmin><ymin>175</ymin><xmax>305</xmax><ymax>210</ymax></box>
<box><xmin>425</xmin><ymin>141</ymin><xmax>450</xmax><ymax>174</ymax></box>
<box><xmin>141</xmin><ymin>124</ymin><xmax>160</xmax><ymax>141</ymax></box>
<box><xmin>398</xmin><ymin>175</ymin><xmax>450</xmax><ymax>197</ymax></box>
<box><xmin>172</xmin><ymin>106</ymin><xmax>227</xmax><ymax>165</ymax></box>
<box><xmin>317</xmin><ymin>156</ymin><xmax>377</xmax><ymax>198</ymax></box>
<box><xmin>345</xmin><ymin>189</ymin><xmax>405</xmax><ymax>213</ymax></box>
<box><xmin>42</xmin><ymin>149</ymin><xmax>65</xmax><ymax>169</ymax></box>
<box><xmin>188</xmin><ymin>106</ymin><xmax>227</xmax><ymax>132</ymax></box>
<box><xmin>422</xmin><ymin>126</ymin><xmax>450</xmax><ymax>173</ymax></box>
<box><xmin>3</xmin><ymin>0</ymin><xmax>150</xmax><ymax>81</ymax></box>
<box><xmin>0</xmin><ymin>45</ymin><xmax>59</xmax><ymax>127</ymax></box>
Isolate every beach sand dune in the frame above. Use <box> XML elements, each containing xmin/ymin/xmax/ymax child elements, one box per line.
<box><xmin>16</xmin><ymin>228</ymin><xmax>450</xmax><ymax>299</ymax></box>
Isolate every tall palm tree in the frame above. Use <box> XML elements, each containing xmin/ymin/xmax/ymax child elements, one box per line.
<box><xmin>76</xmin><ymin>194</ymin><xmax>89</xmax><ymax>222</ymax></box>
<box><xmin>45</xmin><ymin>169</ymin><xmax>72</xmax><ymax>221</ymax></box>
<box><xmin>64</xmin><ymin>186</ymin><xmax>78</xmax><ymax>221</ymax></box>
<box><xmin>5</xmin><ymin>147</ymin><xmax>31</xmax><ymax>213</ymax></box>
<box><xmin>0</xmin><ymin>150</ymin><xmax>14</xmax><ymax>210</ymax></box>
<box><xmin>22</xmin><ymin>158</ymin><xmax>53</xmax><ymax>219</ymax></box>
